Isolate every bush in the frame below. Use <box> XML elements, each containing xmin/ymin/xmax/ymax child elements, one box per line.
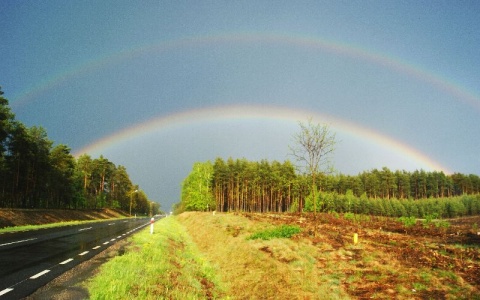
<box><xmin>399</xmin><ymin>216</ymin><xmax>417</xmax><ymax>227</ymax></box>
<box><xmin>247</xmin><ymin>225</ymin><xmax>302</xmax><ymax>240</ymax></box>
<box><xmin>344</xmin><ymin>212</ymin><xmax>355</xmax><ymax>221</ymax></box>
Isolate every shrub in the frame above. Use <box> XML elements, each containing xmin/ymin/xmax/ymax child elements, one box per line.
<box><xmin>247</xmin><ymin>225</ymin><xmax>302</xmax><ymax>240</ymax></box>
<box><xmin>398</xmin><ymin>216</ymin><xmax>417</xmax><ymax>227</ymax></box>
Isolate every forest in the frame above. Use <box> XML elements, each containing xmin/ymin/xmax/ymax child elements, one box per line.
<box><xmin>179</xmin><ymin>158</ymin><xmax>480</xmax><ymax>218</ymax></box>
<box><xmin>0</xmin><ymin>86</ymin><xmax>158</xmax><ymax>215</ymax></box>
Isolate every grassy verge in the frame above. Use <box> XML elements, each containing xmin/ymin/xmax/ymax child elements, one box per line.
<box><xmin>85</xmin><ymin>216</ymin><xmax>224</xmax><ymax>299</ymax></box>
<box><xmin>0</xmin><ymin>219</ymin><xmax>119</xmax><ymax>233</ymax></box>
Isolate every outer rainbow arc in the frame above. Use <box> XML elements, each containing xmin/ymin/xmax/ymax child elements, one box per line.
<box><xmin>73</xmin><ymin>104</ymin><xmax>451</xmax><ymax>174</ymax></box>
<box><xmin>11</xmin><ymin>32</ymin><xmax>480</xmax><ymax>113</ymax></box>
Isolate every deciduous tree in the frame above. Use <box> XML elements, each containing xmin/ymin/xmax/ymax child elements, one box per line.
<box><xmin>289</xmin><ymin>119</ymin><xmax>336</xmax><ymax>216</ymax></box>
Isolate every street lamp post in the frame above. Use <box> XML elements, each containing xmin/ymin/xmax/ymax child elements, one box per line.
<box><xmin>129</xmin><ymin>189</ymin><xmax>138</xmax><ymax>216</ymax></box>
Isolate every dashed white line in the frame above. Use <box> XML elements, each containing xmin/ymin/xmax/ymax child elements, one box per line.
<box><xmin>78</xmin><ymin>227</ymin><xmax>92</xmax><ymax>231</ymax></box>
<box><xmin>110</xmin><ymin>238</ymin><xmax>116</xmax><ymax>241</ymax></box>
<box><xmin>0</xmin><ymin>238</ymin><xmax>37</xmax><ymax>247</ymax></box>
<box><xmin>60</xmin><ymin>258</ymin><xmax>74</xmax><ymax>265</ymax></box>
<box><xmin>0</xmin><ymin>288</ymin><xmax>14</xmax><ymax>296</ymax></box>
<box><xmin>30</xmin><ymin>270</ymin><xmax>50</xmax><ymax>279</ymax></box>
<box><xmin>117</xmin><ymin>236</ymin><xmax>122</xmax><ymax>238</ymax></box>
<box><xmin>103</xmin><ymin>241</ymin><xmax>109</xmax><ymax>245</ymax></box>
<box><xmin>92</xmin><ymin>246</ymin><xmax>101</xmax><ymax>249</ymax></box>
<box><xmin>79</xmin><ymin>251</ymin><xmax>89</xmax><ymax>256</ymax></box>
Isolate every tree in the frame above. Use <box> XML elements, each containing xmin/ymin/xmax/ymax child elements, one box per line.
<box><xmin>181</xmin><ymin>161</ymin><xmax>215</xmax><ymax>211</ymax></box>
<box><xmin>49</xmin><ymin>144</ymin><xmax>75</xmax><ymax>208</ymax></box>
<box><xmin>289</xmin><ymin>118</ymin><xmax>336</xmax><ymax>216</ymax></box>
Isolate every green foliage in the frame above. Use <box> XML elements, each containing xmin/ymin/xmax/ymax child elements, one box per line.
<box><xmin>180</xmin><ymin>161</ymin><xmax>215</xmax><ymax>212</ymax></box>
<box><xmin>0</xmin><ymin>87</ymin><xmax>154</xmax><ymax>213</ymax></box>
<box><xmin>398</xmin><ymin>216</ymin><xmax>417</xmax><ymax>227</ymax></box>
<box><xmin>344</xmin><ymin>212</ymin><xmax>355</xmax><ymax>221</ymax></box>
<box><xmin>422</xmin><ymin>213</ymin><xmax>438</xmax><ymax>227</ymax></box>
<box><xmin>204</xmin><ymin>156</ymin><xmax>480</xmax><ymax>217</ymax></box>
<box><xmin>247</xmin><ymin>225</ymin><xmax>302</xmax><ymax>240</ymax></box>
<box><xmin>434</xmin><ymin>220</ymin><xmax>450</xmax><ymax>229</ymax></box>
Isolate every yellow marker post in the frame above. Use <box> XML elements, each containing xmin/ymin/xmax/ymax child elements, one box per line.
<box><xmin>353</xmin><ymin>233</ymin><xmax>358</xmax><ymax>245</ymax></box>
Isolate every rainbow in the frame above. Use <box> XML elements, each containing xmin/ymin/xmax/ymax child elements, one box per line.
<box><xmin>11</xmin><ymin>32</ymin><xmax>480</xmax><ymax>112</ymax></box>
<box><xmin>74</xmin><ymin>104</ymin><xmax>451</xmax><ymax>174</ymax></box>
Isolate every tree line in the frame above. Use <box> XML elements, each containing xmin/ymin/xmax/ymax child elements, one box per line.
<box><xmin>0</xmin><ymin>86</ymin><xmax>158</xmax><ymax>215</ymax></box>
<box><xmin>178</xmin><ymin>158</ymin><xmax>480</xmax><ymax>217</ymax></box>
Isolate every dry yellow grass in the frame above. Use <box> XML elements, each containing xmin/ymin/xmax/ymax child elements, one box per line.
<box><xmin>177</xmin><ymin>212</ymin><xmax>350</xmax><ymax>299</ymax></box>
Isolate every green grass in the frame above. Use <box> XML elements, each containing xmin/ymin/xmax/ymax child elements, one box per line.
<box><xmin>85</xmin><ymin>216</ymin><xmax>224</xmax><ymax>300</ymax></box>
<box><xmin>0</xmin><ymin>219</ymin><xmax>120</xmax><ymax>233</ymax></box>
<box><xmin>246</xmin><ymin>224</ymin><xmax>301</xmax><ymax>240</ymax></box>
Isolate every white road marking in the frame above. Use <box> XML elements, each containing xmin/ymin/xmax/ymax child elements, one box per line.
<box><xmin>108</xmin><ymin>223</ymin><xmax>114</xmax><ymax>226</ymax></box>
<box><xmin>0</xmin><ymin>238</ymin><xmax>37</xmax><ymax>247</ymax></box>
<box><xmin>0</xmin><ymin>288</ymin><xmax>14</xmax><ymax>296</ymax></box>
<box><xmin>92</xmin><ymin>246</ymin><xmax>101</xmax><ymax>249</ymax></box>
<box><xmin>110</xmin><ymin>238</ymin><xmax>115</xmax><ymax>241</ymax></box>
<box><xmin>117</xmin><ymin>236</ymin><xmax>122</xmax><ymax>238</ymax></box>
<box><xmin>60</xmin><ymin>258</ymin><xmax>74</xmax><ymax>265</ymax></box>
<box><xmin>79</xmin><ymin>251</ymin><xmax>89</xmax><ymax>256</ymax></box>
<box><xmin>78</xmin><ymin>227</ymin><xmax>92</xmax><ymax>231</ymax></box>
<box><xmin>30</xmin><ymin>270</ymin><xmax>50</xmax><ymax>279</ymax></box>
<box><xmin>103</xmin><ymin>241</ymin><xmax>109</xmax><ymax>245</ymax></box>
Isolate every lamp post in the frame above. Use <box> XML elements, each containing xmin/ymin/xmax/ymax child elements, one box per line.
<box><xmin>129</xmin><ymin>189</ymin><xmax>138</xmax><ymax>216</ymax></box>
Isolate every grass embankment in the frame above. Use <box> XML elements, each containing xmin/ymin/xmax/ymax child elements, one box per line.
<box><xmin>86</xmin><ymin>216</ymin><xmax>224</xmax><ymax>299</ymax></box>
<box><xmin>0</xmin><ymin>208</ymin><xmax>129</xmax><ymax>231</ymax></box>
<box><xmin>177</xmin><ymin>212</ymin><xmax>350</xmax><ymax>299</ymax></box>
<box><xmin>0</xmin><ymin>219</ymin><xmax>105</xmax><ymax>233</ymax></box>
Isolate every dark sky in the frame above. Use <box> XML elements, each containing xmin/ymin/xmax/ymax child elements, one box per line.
<box><xmin>1</xmin><ymin>1</ymin><xmax>479</xmax><ymax>210</ymax></box>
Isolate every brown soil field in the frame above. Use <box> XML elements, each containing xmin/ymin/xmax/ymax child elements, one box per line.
<box><xmin>259</xmin><ymin>213</ymin><xmax>480</xmax><ymax>298</ymax></box>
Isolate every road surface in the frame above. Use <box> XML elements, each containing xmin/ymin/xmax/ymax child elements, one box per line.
<box><xmin>0</xmin><ymin>217</ymin><xmax>153</xmax><ymax>299</ymax></box>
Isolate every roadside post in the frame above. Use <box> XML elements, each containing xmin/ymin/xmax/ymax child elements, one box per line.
<box><xmin>150</xmin><ymin>217</ymin><xmax>154</xmax><ymax>234</ymax></box>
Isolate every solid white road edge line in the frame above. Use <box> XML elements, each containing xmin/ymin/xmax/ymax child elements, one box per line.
<box><xmin>0</xmin><ymin>238</ymin><xmax>37</xmax><ymax>247</ymax></box>
<box><xmin>30</xmin><ymin>270</ymin><xmax>50</xmax><ymax>279</ymax></box>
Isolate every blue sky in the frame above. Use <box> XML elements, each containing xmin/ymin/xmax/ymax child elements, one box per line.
<box><xmin>1</xmin><ymin>1</ymin><xmax>479</xmax><ymax>210</ymax></box>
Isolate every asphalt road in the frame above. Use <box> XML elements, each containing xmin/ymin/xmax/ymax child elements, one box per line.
<box><xmin>0</xmin><ymin>217</ymin><xmax>154</xmax><ymax>299</ymax></box>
